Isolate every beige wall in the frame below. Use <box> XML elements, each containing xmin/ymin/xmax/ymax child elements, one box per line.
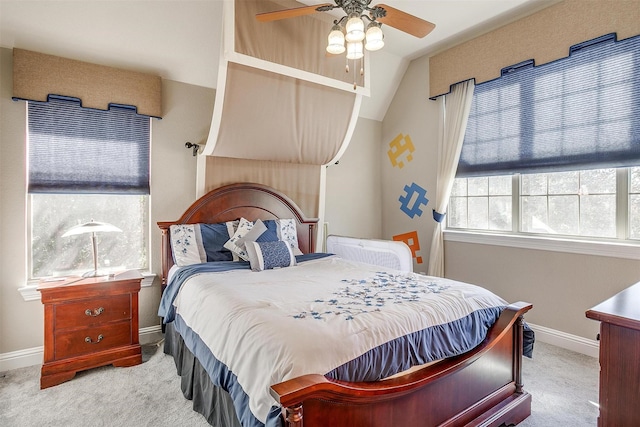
<box><xmin>325</xmin><ymin>117</ymin><xmax>382</xmax><ymax>241</ymax></box>
<box><xmin>445</xmin><ymin>242</ymin><xmax>640</xmax><ymax>340</ymax></box>
<box><xmin>0</xmin><ymin>42</ymin><xmax>382</xmax><ymax>357</ymax></box>
<box><xmin>381</xmin><ymin>54</ymin><xmax>439</xmax><ymax>274</ymax></box>
<box><xmin>381</xmin><ymin>36</ymin><xmax>640</xmax><ymax>341</ymax></box>
<box><xmin>0</xmin><ymin>46</ymin><xmax>215</xmax><ymax>354</ymax></box>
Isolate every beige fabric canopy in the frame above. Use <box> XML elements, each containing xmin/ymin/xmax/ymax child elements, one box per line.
<box><xmin>200</xmin><ymin>0</ymin><xmax>363</xmax><ymax>221</ymax></box>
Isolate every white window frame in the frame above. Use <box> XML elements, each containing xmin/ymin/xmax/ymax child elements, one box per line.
<box><xmin>445</xmin><ymin>168</ymin><xmax>640</xmax><ymax>260</ymax></box>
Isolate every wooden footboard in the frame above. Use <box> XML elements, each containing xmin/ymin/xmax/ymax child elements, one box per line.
<box><xmin>271</xmin><ymin>302</ymin><xmax>533</xmax><ymax>427</ymax></box>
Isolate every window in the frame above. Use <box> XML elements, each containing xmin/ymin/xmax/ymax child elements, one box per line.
<box><xmin>450</xmin><ymin>168</ymin><xmax>640</xmax><ymax>241</ymax></box>
<box><xmin>28</xmin><ymin>97</ymin><xmax>150</xmax><ymax>279</ymax></box>
<box><xmin>449</xmin><ymin>176</ymin><xmax>512</xmax><ymax>231</ymax></box>
<box><xmin>449</xmin><ymin>34</ymin><xmax>640</xmax><ymax>245</ymax></box>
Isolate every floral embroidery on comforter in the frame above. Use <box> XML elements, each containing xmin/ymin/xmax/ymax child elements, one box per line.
<box><xmin>293</xmin><ymin>272</ymin><xmax>450</xmax><ymax>320</ymax></box>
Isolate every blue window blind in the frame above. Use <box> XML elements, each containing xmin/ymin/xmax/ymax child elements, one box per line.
<box><xmin>28</xmin><ymin>96</ymin><xmax>150</xmax><ymax>194</ymax></box>
<box><xmin>457</xmin><ymin>33</ymin><xmax>640</xmax><ymax>177</ymax></box>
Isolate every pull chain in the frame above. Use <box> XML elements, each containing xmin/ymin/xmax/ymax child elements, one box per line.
<box><xmin>345</xmin><ymin>53</ymin><xmax>363</xmax><ymax>90</ymax></box>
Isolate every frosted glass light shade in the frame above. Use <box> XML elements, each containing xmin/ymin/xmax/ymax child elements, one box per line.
<box><xmin>326</xmin><ymin>27</ymin><xmax>346</xmax><ymax>54</ymax></box>
<box><xmin>345</xmin><ymin>14</ymin><xmax>365</xmax><ymax>42</ymax></box>
<box><xmin>365</xmin><ymin>24</ymin><xmax>384</xmax><ymax>51</ymax></box>
<box><xmin>346</xmin><ymin>41</ymin><xmax>364</xmax><ymax>60</ymax></box>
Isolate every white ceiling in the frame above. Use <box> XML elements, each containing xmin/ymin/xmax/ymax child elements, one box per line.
<box><xmin>0</xmin><ymin>0</ymin><xmax>554</xmax><ymax>121</ymax></box>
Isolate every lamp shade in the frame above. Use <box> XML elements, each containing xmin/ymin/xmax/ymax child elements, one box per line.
<box><xmin>62</xmin><ymin>220</ymin><xmax>122</xmax><ymax>277</ymax></box>
<box><xmin>345</xmin><ymin>14</ymin><xmax>365</xmax><ymax>42</ymax></box>
<box><xmin>62</xmin><ymin>220</ymin><xmax>122</xmax><ymax>236</ymax></box>
<box><xmin>327</xmin><ymin>26</ymin><xmax>346</xmax><ymax>54</ymax></box>
<box><xmin>346</xmin><ymin>41</ymin><xmax>364</xmax><ymax>60</ymax></box>
<box><xmin>365</xmin><ymin>23</ymin><xmax>384</xmax><ymax>51</ymax></box>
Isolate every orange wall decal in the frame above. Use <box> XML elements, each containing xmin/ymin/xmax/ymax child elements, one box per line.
<box><xmin>393</xmin><ymin>231</ymin><xmax>423</xmax><ymax>264</ymax></box>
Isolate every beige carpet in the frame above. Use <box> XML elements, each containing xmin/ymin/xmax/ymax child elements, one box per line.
<box><xmin>0</xmin><ymin>340</ymin><xmax>599</xmax><ymax>426</ymax></box>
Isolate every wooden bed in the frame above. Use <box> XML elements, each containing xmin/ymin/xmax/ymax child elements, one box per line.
<box><xmin>158</xmin><ymin>182</ymin><xmax>533</xmax><ymax>427</ymax></box>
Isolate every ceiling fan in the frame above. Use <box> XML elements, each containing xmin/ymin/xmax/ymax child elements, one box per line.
<box><xmin>256</xmin><ymin>1</ymin><xmax>435</xmax><ymax>57</ymax></box>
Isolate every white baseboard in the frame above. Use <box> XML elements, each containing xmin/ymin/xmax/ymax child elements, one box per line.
<box><xmin>1</xmin><ymin>324</ymin><xmax>598</xmax><ymax>372</ymax></box>
<box><xmin>528</xmin><ymin>322</ymin><xmax>600</xmax><ymax>359</ymax></box>
<box><xmin>0</xmin><ymin>325</ymin><xmax>163</xmax><ymax>372</ymax></box>
<box><xmin>0</xmin><ymin>346</ymin><xmax>44</xmax><ymax>372</ymax></box>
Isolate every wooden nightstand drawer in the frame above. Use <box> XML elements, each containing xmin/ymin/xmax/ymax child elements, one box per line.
<box><xmin>39</xmin><ymin>275</ymin><xmax>142</xmax><ymax>388</ymax></box>
<box><xmin>55</xmin><ymin>294</ymin><xmax>131</xmax><ymax>329</ymax></box>
<box><xmin>54</xmin><ymin>321</ymin><xmax>132</xmax><ymax>360</ymax></box>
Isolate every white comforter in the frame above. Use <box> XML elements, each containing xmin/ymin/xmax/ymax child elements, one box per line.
<box><xmin>171</xmin><ymin>255</ymin><xmax>507</xmax><ymax>424</ymax></box>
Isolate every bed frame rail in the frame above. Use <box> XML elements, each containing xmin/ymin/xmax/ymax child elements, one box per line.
<box><xmin>271</xmin><ymin>302</ymin><xmax>533</xmax><ymax>427</ymax></box>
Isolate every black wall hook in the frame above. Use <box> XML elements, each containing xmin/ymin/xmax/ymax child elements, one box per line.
<box><xmin>185</xmin><ymin>142</ymin><xmax>200</xmax><ymax>156</ymax></box>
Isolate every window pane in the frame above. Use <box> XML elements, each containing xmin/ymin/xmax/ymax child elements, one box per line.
<box><xmin>521</xmin><ymin>196</ymin><xmax>548</xmax><ymax>233</ymax></box>
<box><xmin>468</xmin><ymin>197</ymin><xmax>488</xmax><ymax>229</ymax></box>
<box><xmin>548</xmin><ymin>195</ymin><xmax>579</xmax><ymax>235</ymax></box>
<box><xmin>489</xmin><ymin>196</ymin><xmax>512</xmax><ymax>231</ymax></box>
<box><xmin>521</xmin><ymin>174</ymin><xmax>547</xmax><ymax>195</ymax></box>
<box><xmin>581</xmin><ymin>195</ymin><xmax>616</xmax><ymax>238</ymax></box>
<box><xmin>630</xmin><ymin>194</ymin><xmax>640</xmax><ymax>239</ymax></box>
<box><xmin>448</xmin><ymin>197</ymin><xmax>467</xmax><ymax>228</ymax></box>
<box><xmin>489</xmin><ymin>175</ymin><xmax>511</xmax><ymax>195</ymax></box>
<box><xmin>630</xmin><ymin>167</ymin><xmax>640</xmax><ymax>193</ymax></box>
<box><xmin>468</xmin><ymin>177</ymin><xmax>488</xmax><ymax>196</ymax></box>
<box><xmin>581</xmin><ymin>169</ymin><xmax>616</xmax><ymax>194</ymax></box>
<box><xmin>31</xmin><ymin>194</ymin><xmax>149</xmax><ymax>278</ymax></box>
<box><xmin>451</xmin><ymin>178</ymin><xmax>467</xmax><ymax>197</ymax></box>
<box><xmin>548</xmin><ymin>171</ymin><xmax>579</xmax><ymax>195</ymax></box>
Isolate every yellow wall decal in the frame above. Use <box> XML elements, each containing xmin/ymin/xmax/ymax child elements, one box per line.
<box><xmin>387</xmin><ymin>133</ymin><xmax>415</xmax><ymax>169</ymax></box>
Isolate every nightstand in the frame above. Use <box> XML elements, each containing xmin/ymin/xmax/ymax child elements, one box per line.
<box><xmin>586</xmin><ymin>282</ymin><xmax>640</xmax><ymax>427</ymax></box>
<box><xmin>38</xmin><ymin>274</ymin><xmax>142</xmax><ymax>389</ymax></box>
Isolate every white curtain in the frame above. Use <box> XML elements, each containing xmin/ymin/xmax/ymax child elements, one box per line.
<box><xmin>427</xmin><ymin>80</ymin><xmax>475</xmax><ymax>277</ymax></box>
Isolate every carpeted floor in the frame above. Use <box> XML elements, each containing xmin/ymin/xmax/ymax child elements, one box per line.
<box><xmin>0</xmin><ymin>340</ymin><xmax>599</xmax><ymax>426</ymax></box>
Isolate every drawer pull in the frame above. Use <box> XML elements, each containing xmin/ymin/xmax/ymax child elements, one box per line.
<box><xmin>85</xmin><ymin>334</ymin><xmax>104</xmax><ymax>344</ymax></box>
<box><xmin>85</xmin><ymin>307</ymin><xmax>105</xmax><ymax>317</ymax></box>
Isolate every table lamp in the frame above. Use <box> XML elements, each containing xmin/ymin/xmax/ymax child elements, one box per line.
<box><xmin>62</xmin><ymin>220</ymin><xmax>122</xmax><ymax>277</ymax></box>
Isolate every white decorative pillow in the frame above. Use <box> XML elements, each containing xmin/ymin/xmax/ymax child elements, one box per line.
<box><xmin>235</xmin><ymin>219</ymin><xmax>268</xmax><ymax>248</ymax></box>
<box><xmin>169</xmin><ymin>224</ymin><xmax>206</xmax><ymax>266</ymax></box>
<box><xmin>277</xmin><ymin>218</ymin><xmax>303</xmax><ymax>256</ymax></box>
<box><xmin>223</xmin><ymin>218</ymin><xmax>254</xmax><ymax>261</ymax></box>
<box><xmin>245</xmin><ymin>240</ymin><xmax>296</xmax><ymax>271</ymax></box>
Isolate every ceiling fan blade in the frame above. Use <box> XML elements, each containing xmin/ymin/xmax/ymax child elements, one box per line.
<box><xmin>377</xmin><ymin>4</ymin><xmax>435</xmax><ymax>38</ymax></box>
<box><xmin>256</xmin><ymin>3</ymin><xmax>333</xmax><ymax>22</ymax></box>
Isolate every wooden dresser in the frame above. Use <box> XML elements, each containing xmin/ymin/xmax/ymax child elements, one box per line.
<box><xmin>38</xmin><ymin>274</ymin><xmax>142</xmax><ymax>389</ymax></box>
<box><xmin>586</xmin><ymin>282</ymin><xmax>640</xmax><ymax>427</ymax></box>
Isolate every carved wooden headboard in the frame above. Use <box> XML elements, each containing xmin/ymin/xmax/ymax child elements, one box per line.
<box><xmin>157</xmin><ymin>182</ymin><xmax>318</xmax><ymax>289</ymax></box>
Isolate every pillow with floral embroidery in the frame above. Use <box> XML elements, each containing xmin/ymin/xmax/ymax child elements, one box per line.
<box><xmin>245</xmin><ymin>240</ymin><xmax>296</xmax><ymax>271</ymax></box>
<box><xmin>264</xmin><ymin>218</ymin><xmax>303</xmax><ymax>255</ymax></box>
<box><xmin>169</xmin><ymin>224</ymin><xmax>206</xmax><ymax>266</ymax></box>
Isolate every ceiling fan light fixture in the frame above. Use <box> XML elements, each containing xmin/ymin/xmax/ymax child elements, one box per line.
<box><xmin>326</xmin><ymin>24</ymin><xmax>346</xmax><ymax>54</ymax></box>
<box><xmin>345</xmin><ymin>13</ymin><xmax>365</xmax><ymax>42</ymax></box>
<box><xmin>365</xmin><ymin>22</ymin><xmax>384</xmax><ymax>51</ymax></box>
<box><xmin>346</xmin><ymin>41</ymin><xmax>364</xmax><ymax>60</ymax></box>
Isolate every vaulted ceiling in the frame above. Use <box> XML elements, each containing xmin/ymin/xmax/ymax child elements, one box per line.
<box><xmin>0</xmin><ymin>0</ymin><xmax>555</xmax><ymax>120</ymax></box>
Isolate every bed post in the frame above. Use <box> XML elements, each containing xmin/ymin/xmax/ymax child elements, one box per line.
<box><xmin>514</xmin><ymin>314</ymin><xmax>525</xmax><ymax>394</ymax></box>
<box><xmin>284</xmin><ymin>403</ymin><xmax>303</xmax><ymax>427</ymax></box>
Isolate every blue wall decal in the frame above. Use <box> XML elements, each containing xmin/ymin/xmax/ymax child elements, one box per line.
<box><xmin>398</xmin><ymin>183</ymin><xmax>429</xmax><ymax>218</ymax></box>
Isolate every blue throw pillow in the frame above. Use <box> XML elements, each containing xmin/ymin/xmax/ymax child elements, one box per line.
<box><xmin>199</xmin><ymin>223</ymin><xmax>233</xmax><ymax>262</ymax></box>
<box><xmin>245</xmin><ymin>240</ymin><xmax>296</xmax><ymax>271</ymax></box>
